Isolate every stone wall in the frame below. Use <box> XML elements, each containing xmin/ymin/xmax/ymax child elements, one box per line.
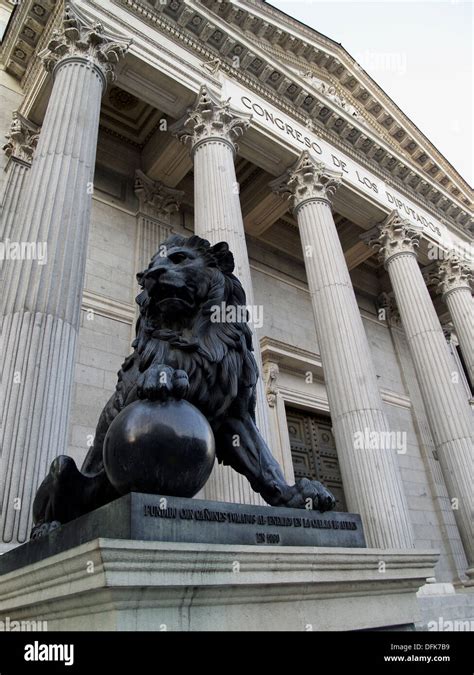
<box><xmin>252</xmin><ymin>265</ymin><xmax>318</xmax><ymax>354</ymax></box>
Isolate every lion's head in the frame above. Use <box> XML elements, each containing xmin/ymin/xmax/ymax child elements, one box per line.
<box><xmin>136</xmin><ymin>235</ymin><xmax>237</xmax><ymax>322</ymax></box>
<box><xmin>133</xmin><ymin>236</ymin><xmax>257</xmax><ymax>413</ymax></box>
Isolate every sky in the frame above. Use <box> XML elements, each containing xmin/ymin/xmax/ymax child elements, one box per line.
<box><xmin>268</xmin><ymin>0</ymin><xmax>473</xmax><ymax>186</ymax></box>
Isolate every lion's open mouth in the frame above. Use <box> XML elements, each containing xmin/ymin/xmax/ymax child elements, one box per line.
<box><xmin>155</xmin><ymin>280</ymin><xmax>196</xmax><ymax>310</ymax></box>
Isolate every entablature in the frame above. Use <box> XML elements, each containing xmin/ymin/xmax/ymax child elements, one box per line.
<box><xmin>2</xmin><ymin>0</ymin><xmax>472</xmax><ymax>243</ymax></box>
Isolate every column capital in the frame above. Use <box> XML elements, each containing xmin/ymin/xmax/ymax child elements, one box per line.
<box><xmin>3</xmin><ymin>111</ymin><xmax>40</xmax><ymax>165</ymax></box>
<box><xmin>41</xmin><ymin>3</ymin><xmax>131</xmax><ymax>88</ymax></box>
<box><xmin>425</xmin><ymin>255</ymin><xmax>473</xmax><ymax>300</ymax></box>
<box><xmin>269</xmin><ymin>151</ymin><xmax>342</xmax><ymax>212</ymax></box>
<box><xmin>170</xmin><ymin>85</ymin><xmax>251</xmax><ymax>156</ymax></box>
<box><xmin>134</xmin><ymin>170</ymin><xmax>184</xmax><ymax>221</ymax></box>
<box><xmin>362</xmin><ymin>210</ymin><xmax>422</xmax><ymax>267</ymax></box>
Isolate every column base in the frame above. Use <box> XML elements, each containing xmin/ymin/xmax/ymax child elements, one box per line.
<box><xmin>0</xmin><ymin>537</ymin><xmax>437</xmax><ymax>631</ymax></box>
<box><xmin>465</xmin><ymin>567</ymin><xmax>474</xmax><ymax>587</ymax></box>
<box><xmin>416</xmin><ymin>582</ymin><xmax>474</xmax><ymax>629</ymax></box>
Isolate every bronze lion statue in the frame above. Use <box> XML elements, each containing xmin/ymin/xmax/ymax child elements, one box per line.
<box><xmin>32</xmin><ymin>235</ymin><xmax>335</xmax><ymax>537</ymax></box>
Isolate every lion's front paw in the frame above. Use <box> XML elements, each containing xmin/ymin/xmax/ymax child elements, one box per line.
<box><xmin>284</xmin><ymin>477</ymin><xmax>336</xmax><ymax>512</ymax></box>
<box><xmin>30</xmin><ymin>521</ymin><xmax>61</xmax><ymax>540</ymax></box>
<box><xmin>137</xmin><ymin>365</ymin><xmax>189</xmax><ymax>401</ymax></box>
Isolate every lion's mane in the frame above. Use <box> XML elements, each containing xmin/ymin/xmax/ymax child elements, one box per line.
<box><xmin>115</xmin><ymin>234</ymin><xmax>258</xmax><ymax>425</ymax></box>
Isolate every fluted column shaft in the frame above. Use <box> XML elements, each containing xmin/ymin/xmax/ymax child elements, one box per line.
<box><xmin>444</xmin><ymin>287</ymin><xmax>474</xmax><ymax>385</ymax></box>
<box><xmin>428</xmin><ymin>257</ymin><xmax>473</xmax><ymax>386</ymax></box>
<box><xmin>366</xmin><ymin>212</ymin><xmax>474</xmax><ymax>568</ymax></box>
<box><xmin>194</xmin><ymin>140</ymin><xmax>266</xmax><ymax>503</ymax></box>
<box><xmin>0</xmin><ymin>113</ymin><xmax>39</xmax><ymax>286</ymax></box>
<box><xmin>134</xmin><ymin>169</ymin><xmax>183</xmax><ymax>274</ymax></box>
<box><xmin>0</xmin><ymin>9</ymin><xmax>128</xmax><ymax>547</ymax></box>
<box><xmin>136</xmin><ymin>217</ymin><xmax>172</xmax><ymax>272</ymax></box>
<box><xmin>172</xmin><ymin>86</ymin><xmax>269</xmax><ymax>505</ymax></box>
<box><xmin>272</xmin><ymin>152</ymin><xmax>414</xmax><ymax>549</ymax></box>
<box><xmin>1</xmin><ymin>161</ymin><xmax>29</xmax><ymax>237</ymax></box>
<box><xmin>386</xmin><ymin>255</ymin><xmax>473</xmax><ymax>565</ymax></box>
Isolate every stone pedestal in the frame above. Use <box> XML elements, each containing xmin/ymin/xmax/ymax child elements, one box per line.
<box><xmin>271</xmin><ymin>153</ymin><xmax>414</xmax><ymax>551</ymax></box>
<box><xmin>0</xmin><ymin>537</ymin><xmax>437</xmax><ymax>631</ymax></box>
<box><xmin>0</xmin><ymin>6</ymin><xmax>129</xmax><ymax>549</ymax></box>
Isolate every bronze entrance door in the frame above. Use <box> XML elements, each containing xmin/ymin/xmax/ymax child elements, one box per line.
<box><xmin>286</xmin><ymin>407</ymin><xmax>347</xmax><ymax>512</ymax></box>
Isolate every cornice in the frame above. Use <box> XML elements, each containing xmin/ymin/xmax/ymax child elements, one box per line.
<box><xmin>103</xmin><ymin>0</ymin><xmax>223</xmax><ymax>90</ymax></box>
<box><xmin>260</xmin><ymin>336</ymin><xmax>412</xmax><ymax>410</ymax></box>
<box><xmin>234</xmin><ymin>0</ymin><xmax>472</xmax><ymax>201</ymax></box>
<box><xmin>82</xmin><ymin>289</ymin><xmax>135</xmax><ymax>324</ymax></box>
<box><xmin>256</xmin><ymin>41</ymin><xmax>401</xmax><ymax>152</ymax></box>
<box><xmin>10</xmin><ymin>1</ymin><xmax>64</xmax><ymax>119</ymax></box>
<box><xmin>260</xmin><ymin>335</ymin><xmax>321</xmax><ymax>366</ymax></box>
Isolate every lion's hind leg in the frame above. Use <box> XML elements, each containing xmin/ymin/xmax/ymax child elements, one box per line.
<box><xmin>31</xmin><ymin>455</ymin><xmax>119</xmax><ymax>538</ymax></box>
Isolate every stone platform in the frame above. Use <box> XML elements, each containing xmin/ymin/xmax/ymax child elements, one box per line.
<box><xmin>0</xmin><ymin>538</ymin><xmax>438</xmax><ymax>630</ymax></box>
<box><xmin>0</xmin><ymin>495</ymin><xmax>438</xmax><ymax>630</ymax></box>
<box><xmin>0</xmin><ymin>493</ymin><xmax>365</xmax><ymax>574</ymax></box>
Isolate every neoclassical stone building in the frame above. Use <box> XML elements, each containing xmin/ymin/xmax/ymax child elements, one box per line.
<box><xmin>0</xmin><ymin>0</ymin><xmax>472</xmax><ymax>630</ymax></box>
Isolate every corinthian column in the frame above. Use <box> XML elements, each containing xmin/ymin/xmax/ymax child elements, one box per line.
<box><xmin>271</xmin><ymin>152</ymin><xmax>414</xmax><ymax>549</ymax></box>
<box><xmin>171</xmin><ymin>85</ymin><xmax>267</xmax><ymax>505</ymax></box>
<box><xmin>426</xmin><ymin>256</ymin><xmax>473</xmax><ymax>386</ymax></box>
<box><xmin>0</xmin><ymin>5</ymin><xmax>129</xmax><ymax>549</ymax></box>
<box><xmin>134</xmin><ymin>169</ymin><xmax>183</xmax><ymax>273</ymax></box>
<box><xmin>364</xmin><ymin>211</ymin><xmax>474</xmax><ymax>569</ymax></box>
<box><xmin>1</xmin><ymin>112</ymin><xmax>40</xmax><ymax>241</ymax></box>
